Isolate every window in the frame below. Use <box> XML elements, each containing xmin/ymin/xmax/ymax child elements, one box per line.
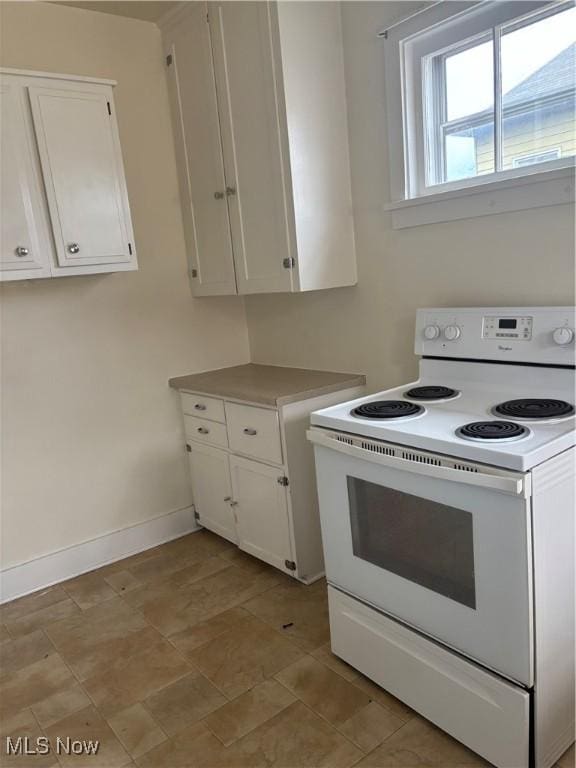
<box><xmin>512</xmin><ymin>148</ymin><xmax>561</xmax><ymax>167</ymax></box>
<box><xmin>382</xmin><ymin>1</ymin><xmax>576</xmax><ymax>226</ymax></box>
<box><xmin>424</xmin><ymin>3</ymin><xmax>575</xmax><ymax>188</ymax></box>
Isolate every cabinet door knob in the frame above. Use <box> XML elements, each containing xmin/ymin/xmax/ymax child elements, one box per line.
<box><xmin>224</xmin><ymin>496</ymin><xmax>232</xmax><ymax>502</ymax></box>
<box><xmin>15</xmin><ymin>246</ymin><xmax>29</xmax><ymax>257</ymax></box>
<box><xmin>243</xmin><ymin>428</ymin><xmax>257</xmax><ymax>436</ymax></box>
<box><xmin>229</xmin><ymin>500</ymin><xmax>238</xmax><ymax>507</ymax></box>
<box><xmin>226</xmin><ymin>186</ymin><xmax>236</xmax><ymax>197</ymax></box>
<box><xmin>67</xmin><ymin>243</ymin><xmax>80</xmax><ymax>254</ymax></box>
<box><xmin>214</xmin><ymin>191</ymin><xmax>225</xmax><ymax>200</ymax></box>
<box><xmin>197</xmin><ymin>427</ymin><xmax>210</xmax><ymax>434</ymax></box>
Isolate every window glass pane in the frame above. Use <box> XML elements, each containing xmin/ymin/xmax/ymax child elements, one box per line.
<box><xmin>445</xmin><ymin>41</ymin><xmax>494</xmax><ymax>121</ymax></box>
<box><xmin>501</xmin><ymin>6</ymin><xmax>576</xmax><ymax>171</ymax></box>
<box><xmin>427</xmin><ymin>38</ymin><xmax>494</xmax><ymax>184</ymax></box>
<box><xmin>444</xmin><ymin>40</ymin><xmax>495</xmax><ymax>181</ymax></box>
<box><xmin>444</xmin><ymin>125</ymin><xmax>494</xmax><ymax>182</ymax></box>
<box><xmin>347</xmin><ymin>476</ymin><xmax>476</xmax><ymax>609</ymax></box>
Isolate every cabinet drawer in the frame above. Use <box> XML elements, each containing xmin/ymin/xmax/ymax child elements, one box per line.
<box><xmin>180</xmin><ymin>392</ymin><xmax>225</xmax><ymax>423</ymax></box>
<box><xmin>184</xmin><ymin>415</ymin><xmax>228</xmax><ymax>449</ymax></box>
<box><xmin>225</xmin><ymin>402</ymin><xmax>283</xmax><ymax>465</ymax></box>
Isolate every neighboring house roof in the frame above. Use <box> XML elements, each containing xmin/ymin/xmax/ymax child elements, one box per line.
<box><xmin>503</xmin><ymin>43</ymin><xmax>575</xmax><ymax>108</ymax></box>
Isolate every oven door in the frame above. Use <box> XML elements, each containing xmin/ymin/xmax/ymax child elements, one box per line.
<box><xmin>308</xmin><ymin>428</ymin><xmax>534</xmax><ymax>686</ymax></box>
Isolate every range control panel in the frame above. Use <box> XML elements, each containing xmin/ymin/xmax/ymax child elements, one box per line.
<box><xmin>415</xmin><ymin>307</ymin><xmax>575</xmax><ymax>366</ymax></box>
<box><xmin>482</xmin><ymin>315</ymin><xmax>533</xmax><ymax>340</ymax></box>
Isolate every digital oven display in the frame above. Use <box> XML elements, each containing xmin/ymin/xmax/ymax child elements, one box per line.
<box><xmin>483</xmin><ymin>315</ymin><xmax>532</xmax><ymax>340</ymax></box>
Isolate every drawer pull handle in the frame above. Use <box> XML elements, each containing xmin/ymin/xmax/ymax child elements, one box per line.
<box><xmin>224</xmin><ymin>496</ymin><xmax>232</xmax><ymax>502</ymax></box>
<box><xmin>243</xmin><ymin>428</ymin><xmax>258</xmax><ymax>436</ymax></box>
<box><xmin>194</xmin><ymin>404</ymin><xmax>207</xmax><ymax>411</ymax></box>
<box><xmin>197</xmin><ymin>427</ymin><xmax>210</xmax><ymax>434</ymax></box>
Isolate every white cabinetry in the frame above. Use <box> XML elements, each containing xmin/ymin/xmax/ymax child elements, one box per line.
<box><xmin>162</xmin><ymin>1</ymin><xmax>356</xmax><ymax>296</ymax></box>
<box><xmin>163</xmin><ymin>11</ymin><xmax>236</xmax><ymax>296</ymax></box>
<box><xmin>178</xmin><ymin>383</ymin><xmax>364</xmax><ymax>581</ymax></box>
<box><xmin>1</xmin><ymin>81</ymin><xmax>52</xmax><ymax>279</ymax></box>
<box><xmin>0</xmin><ymin>70</ymin><xmax>137</xmax><ymax>281</ymax></box>
<box><xmin>187</xmin><ymin>442</ymin><xmax>237</xmax><ymax>544</ymax></box>
<box><xmin>230</xmin><ymin>455</ymin><xmax>292</xmax><ymax>572</ymax></box>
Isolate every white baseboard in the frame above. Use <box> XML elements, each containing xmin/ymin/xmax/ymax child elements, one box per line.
<box><xmin>0</xmin><ymin>506</ymin><xmax>200</xmax><ymax>604</ymax></box>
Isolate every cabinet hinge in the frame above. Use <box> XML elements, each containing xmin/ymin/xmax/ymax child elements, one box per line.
<box><xmin>282</xmin><ymin>257</ymin><xmax>295</xmax><ymax>269</ymax></box>
<box><xmin>128</xmin><ymin>242</ymin><xmax>133</xmax><ymax>255</ymax></box>
<box><xmin>284</xmin><ymin>560</ymin><xmax>297</xmax><ymax>571</ymax></box>
<box><xmin>191</xmin><ymin>268</ymin><xmax>198</xmax><ymax>278</ymax></box>
<box><xmin>186</xmin><ymin>444</ymin><xmax>192</xmax><ymax>452</ymax></box>
<box><xmin>194</xmin><ymin>509</ymin><xmax>200</xmax><ymax>521</ymax></box>
<box><xmin>277</xmin><ymin>476</ymin><xmax>289</xmax><ymax>487</ymax></box>
<box><xmin>106</xmin><ymin>101</ymin><xmax>112</xmax><ymax>116</ymax></box>
<box><xmin>206</xmin><ymin>11</ymin><xmax>209</xmax><ymax>22</ymax></box>
<box><xmin>166</xmin><ymin>54</ymin><xmax>173</xmax><ymax>67</ymax></box>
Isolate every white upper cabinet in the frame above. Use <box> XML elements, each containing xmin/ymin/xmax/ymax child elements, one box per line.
<box><xmin>210</xmin><ymin>2</ymin><xmax>293</xmax><ymax>294</ymax></box>
<box><xmin>162</xmin><ymin>1</ymin><xmax>357</xmax><ymax>296</ymax></box>
<box><xmin>0</xmin><ymin>70</ymin><xmax>137</xmax><ymax>281</ymax></box>
<box><xmin>1</xmin><ymin>82</ymin><xmax>52</xmax><ymax>279</ymax></box>
<box><xmin>29</xmin><ymin>86</ymin><xmax>132</xmax><ymax>269</ymax></box>
<box><xmin>164</xmin><ymin>6</ymin><xmax>237</xmax><ymax>296</ymax></box>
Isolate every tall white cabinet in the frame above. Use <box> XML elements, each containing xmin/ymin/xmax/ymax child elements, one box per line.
<box><xmin>161</xmin><ymin>2</ymin><xmax>357</xmax><ymax>296</ymax></box>
<box><xmin>0</xmin><ymin>70</ymin><xmax>137</xmax><ymax>281</ymax></box>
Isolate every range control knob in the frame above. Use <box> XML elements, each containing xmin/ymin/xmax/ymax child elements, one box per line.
<box><xmin>552</xmin><ymin>327</ymin><xmax>574</xmax><ymax>345</ymax></box>
<box><xmin>444</xmin><ymin>325</ymin><xmax>461</xmax><ymax>341</ymax></box>
<box><xmin>423</xmin><ymin>325</ymin><xmax>440</xmax><ymax>340</ymax></box>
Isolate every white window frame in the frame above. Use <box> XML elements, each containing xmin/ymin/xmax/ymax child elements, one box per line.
<box><xmin>382</xmin><ymin>0</ymin><xmax>576</xmax><ymax>228</ymax></box>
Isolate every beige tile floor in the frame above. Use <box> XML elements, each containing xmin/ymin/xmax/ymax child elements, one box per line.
<box><xmin>1</xmin><ymin>530</ymin><xmax>573</xmax><ymax>768</ymax></box>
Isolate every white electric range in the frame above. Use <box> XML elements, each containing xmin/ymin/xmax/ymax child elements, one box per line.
<box><xmin>308</xmin><ymin>307</ymin><xmax>575</xmax><ymax>768</ymax></box>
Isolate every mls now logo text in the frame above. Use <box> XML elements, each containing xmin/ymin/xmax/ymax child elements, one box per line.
<box><xmin>5</xmin><ymin>736</ymin><xmax>100</xmax><ymax>756</ymax></box>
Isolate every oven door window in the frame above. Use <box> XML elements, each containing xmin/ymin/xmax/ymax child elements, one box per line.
<box><xmin>347</xmin><ymin>476</ymin><xmax>476</xmax><ymax>609</ymax></box>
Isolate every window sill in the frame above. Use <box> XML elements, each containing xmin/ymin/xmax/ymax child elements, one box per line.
<box><xmin>384</xmin><ymin>166</ymin><xmax>575</xmax><ymax>229</ymax></box>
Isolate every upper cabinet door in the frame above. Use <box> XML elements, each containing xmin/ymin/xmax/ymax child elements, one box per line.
<box><xmin>28</xmin><ymin>85</ymin><xmax>135</xmax><ymax>269</ymax></box>
<box><xmin>0</xmin><ymin>82</ymin><xmax>52</xmax><ymax>280</ymax></box>
<box><xmin>210</xmin><ymin>2</ymin><xmax>294</xmax><ymax>295</ymax></box>
<box><xmin>164</xmin><ymin>6</ymin><xmax>237</xmax><ymax>296</ymax></box>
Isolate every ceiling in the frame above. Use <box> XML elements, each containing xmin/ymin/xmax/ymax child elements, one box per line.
<box><xmin>50</xmin><ymin>1</ymin><xmax>182</xmax><ymax>24</ymax></box>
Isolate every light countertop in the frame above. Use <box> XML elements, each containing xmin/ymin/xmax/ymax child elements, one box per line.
<box><xmin>169</xmin><ymin>363</ymin><xmax>365</xmax><ymax>407</ymax></box>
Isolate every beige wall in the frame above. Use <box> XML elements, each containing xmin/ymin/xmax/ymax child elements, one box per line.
<box><xmin>0</xmin><ymin>1</ymin><xmax>250</xmax><ymax>568</ymax></box>
<box><xmin>245</xmin><ymin>1</ymin><xmax>575</xmax><ymax>389</ymax></box>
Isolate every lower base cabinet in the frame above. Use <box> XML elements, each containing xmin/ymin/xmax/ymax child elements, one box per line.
<box><xmin>188</xmin><ymin>441</ymin><xmax>293</xmax><ymax>572</ymax></box>
<box><xmin>230</xmin><ymin>455</ymin><xmax>292</xmax><ymax>572</ymax></box>
<box><xmin>187</xmin><ymin>442</ymin><xmax>237</xmax><ymax>544</ymax></box>
<box><xmin>177</xmin><ymin>380</ymin><xmax>365</xmax><ymax>581</ymax></box>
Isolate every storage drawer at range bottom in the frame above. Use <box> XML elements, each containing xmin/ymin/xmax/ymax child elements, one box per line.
<box><xmin>327</xmin><ymin>586</ymin><xmax>530</xmax><ymax>768</ymax></box>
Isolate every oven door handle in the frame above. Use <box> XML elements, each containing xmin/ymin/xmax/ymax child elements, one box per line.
<box><xmin>307</xmin><ymin>429</ymin><xmax>530</xmax><ymax>497</ymax></box>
